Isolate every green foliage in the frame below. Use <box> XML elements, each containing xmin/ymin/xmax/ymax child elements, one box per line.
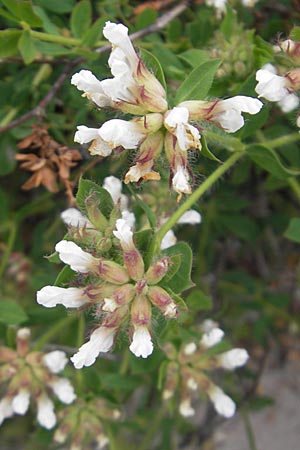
<box><xmin>161</xmin><ymin>242</ymin><xmax>194</xmax><ymax>293</ymax></box>
<box><xmin>0</xmin><ymin>301</ymin><xmax>28</xmax><ymax>325</ymax></box>
<box><xmin>284</xmin><ymin>218</ymin><xmax>300</xmax><ymax>243</ymax></box>
<box><xmin>70</xmin><ymin>0</ymin><xmax>92</xmax><ymax>38</ymax></box>
<box><xmin>76</xmin><ymin>178</ymin><xmax>114</xmax><ymax>219</ymax></box>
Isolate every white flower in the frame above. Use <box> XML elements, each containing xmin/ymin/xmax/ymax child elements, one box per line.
<box><xmin>178</xmin><ymin>210</ymin><xmax>201</xmax><ymax>224</ymax></box>
<box><xmin>183</xmin><ymin>342</ymin><xmax>197</xmax><ymax>355</ymax></box>
<box><xmin>74</xmin><ymin>126</ymin><xmax>113</xmax><ymax>157</ymax></box>
<box><xmin>213</xmin><ymin>96</ymin><xmax>263</xmax><ymax>133</ymax></box>
<box><xmin>103</xmin><ymin>175</ymin><xmax>128</xmax><ymax>209</ymax></box>
<box><xmin>102</xmin><ymin>297</ymin><xmax>118</xmax><ymax>312</ymax></box>
<box><xmin>113</xmin><ymin>218</ymin><xmax>134</xmax><ymax>249</ymax></box>
<box><xmin>164</xmin><ymin>107</ymin><xmax>201</xmax><ymax>151</ymax></box>
<box><xmin>36</xmin><ymin>394</ymin><xmax>56</xmax><ymax>429</ymax></box>
<box><xmin>0</xmin><ymin>398</ymin><xmax>13</xmax><ymax>425</ymax></box>
<box><xmin>172</xmin><ymin>164</ymin><xmax>192</xmax><ymax>195</ymax></box>
<box><xmin>55</xmin><ymin>240</ymin><xmax>98</xmax><ymax>273</ymax></box>
<box><xmin>121</xmin><ymin>210</ymin><xmax>136</xmax><ymax>229</ymax></box>
<box><xmin>255</xmin><ymin>69</ymin><xmax>289</xmax><ymax>101</ymax></box>
<box><xmin>61</xmin><ymin>208</ymin><xmax>93</xmax><ymax>228</ymax></box>
<box><xmin>71</xmin><ymin>70</ymin><xmax>113</xmax><ymax>108</ymax></box>
<box><xmin>99</xmin><ymin>119</ymin><xmax>146</xmax><ymax>150</ymax></box>
<box><xmin>50</xmin><ymin>378</ymin><xmax>76</xmax><ymax>404</ymax></box>
<box><xmin>17</xmin><ymin>327</ymin><xmax>31</xmax><ymax>340</ymax></box>
<box><xmin>129</xmin><ymin>326</ymin><xmax>154</xmax><ymax>358</ymax></box>
<box><xmin>201</xmin><ymin>319</ymin><xmax>217</xmax><ymax>332</ymax></box>
<box><xmin>200</xmin><ymin>328</ymin><xmax>224</xmax><ymax>348</ymax></box>
<box><xmin>179</xmin><ymin>398</ymin><xmax>195</xmax><ymax>417</ymax></box>
<box><xmin>71</xmin><ymin>326</ymin><xmax>115</xmax><ymax>369</ymax></box>
<box><xmin>208</xmin><ymin>386</ymin><xmax>236</xmax><ymax>418</ymax></box>
<box><xmin>12</xmin><ymin>389</ymin><xmax>30</xmax><ymax>415</ymax></box>
<box><xmin>37</xmin><ymin>286</ymin><xmax>88</xmax><ymax>308</ymax></box>
<box><xmin>103</xmin><ymin>22</ymin><xmax>139</xmax><ymax>70</ymax></box>
<box><xmin>43</xmin><ymin>350</ymin><xmax>68</xmax><ymax>374</ymax></box>
<box><xmin>277</xmin><ymin>93</ymin><xmax>299</xmax><ymax>113</ymax></box>
<box><xmin>161</xmin><ymin>229</ymin><xmax>177</xmax><ymax>250</ymax></box>
<box><xmin>218</xmin><ymin>348</ymin><xmax>249</xmax><ymax>370</ymax></box>
<box><xmin>96</xmin><ymin>434</ymin><xmax>109</xmax><ymax>449</ymax></box>
<box><xmin>187</xmin><ymin>378</ymin><xmax>198</xmax><ymax>391</ymax></box>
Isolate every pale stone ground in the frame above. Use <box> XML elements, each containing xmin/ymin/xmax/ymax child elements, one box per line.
<box><xmin>213</xmin><ymin>360</ymin><xmax>300</xmax><ymax>450</ymax></box>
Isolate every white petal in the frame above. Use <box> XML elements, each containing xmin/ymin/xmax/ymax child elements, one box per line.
<box><xmin>201</xmin><ymin>319</ymin><xmax>218</xmax><ymax>332</ymax></box>
<box><xmin>37</xmin><ymin>286</ymin><xmax>88</xmax><ymax>308</ymax></box>
<box><xmin>164</xmin><ymin>107</ymin><xmax>200</xmax><ymax>151</ymax></box>
<box><xmin>0</xmin><ymin>398</ymin><xmax>13</xmax><ymax>425</ymax></box>
<box><xmin>103</xmin><ymin>297</ymin><xmax>118</xmax><ymax>312</ymax></box>
<box><xmin>12</xmin><ymin>390</ymin><xmax>30</xmax><ymax>415</ymax></box>
<box><xmin>172</xmin><ymin>165</ymin><xmax>191</xmax><ymax>195</ymax></box>
<box><xmin>160</xmin><ymin>230</ymin><xmax>177</xmax><ymax>250</ymax></box>
<box><xmin>74</xmin><ymin>125</ymin><xmax>100</xmax><ymax>144</ymax></box>
<box><xmin>278</xmin><ymin>93</ymin><xmax>299</xmax><ymax>113</ymax></box>
<box><xmin>50</xmin><ymin>378</ymin><xmax>76</xmax><ymax>404</ymax></box>
<box><xmin>36</xmin><ymin>395</ymin><xmax>56</xmax><ymax>429</ymax></box>
<box><xmin>129</xmin><ymin>326</ymin><xmax>154</xmax><ymax>358</ymax></box>
<box><xmin>215</xmin><ymin>109</ymin><xmax>244</xmax><ymax>133</ymax></box>
<box><xmin>220</xmin><ymin>96</ymin><xmax>263</xmax><ymax>114</ymax></box>
<box><xmin>113</xmin><ymin>218</ymin><xmax>133</xmax><ymax>248</ymax></box>
<box><xmin>164</xmin><ymin>107</ymin><xmax>189</xmax><ymax>128</ymax></box>
<box><xmin>178</xmin><ymin>210</ymin><xmax>201</xmax><ymax>224</ymax></box>
<box><xmin>61</xmin><ymin>208</ymin><xmax>93</xmax><ymax>228</ymax></box>
<box><xmin>55</xmin><ymin>240</ymin><xmax>98</xmax><ymax>273</ymax></box>
<box><xmin>179</xmin><ymin>398</ymin><xmax>195</xmax><ymax>417</ymax></box>
<box><xmin>103</xmin><ymin>176</ymin><xmax>123</xmax><ymax>204</ymax></box>
<box><xmin>183</xmin><ymin>342</ymin><xmax>197</xmax><ymax>355</ymax></box>
<box><xmin>99</xmin><ymin>119</ymin><xmax>145</xmax><ymax>149</ymax></box>
<box><xmin>200</xmin><ymin>328</ymin><xmax>224</xmax><ymax>348</ymax></box>
<box><xmin>218</xmin><ymin>348</ymin><xmax>249</xmax><ymax>370</ymax></box>
<box><xmin>121</xmin><ymin>210</ymin><xmax>136</xmax><ymax>228</ymax></box>
<box><xmin>187</xmin><ymin>378</ymin><xmax>198</xmax><ymax>390</ymax></box>
<box><xmin>71</xmin><ymin>70</ymin><xmax>103</xmax><ymax>93</ymax></box>
<box><xmin>255</xmin><ymin>69</ymin><xmax>288</xmax><ymax>101</ymax></box>
<box><xmin>96</xmin><ymin>434</ymin><xmax>109</xmax><ymax>449</ymax></box>
<box><xmin>103</xmin><ymin>22</ymin><xmax>138</xmax><ymax>69</ymax></box>
<box><xmin>209</xmin><ymin>386</ymin><xmax>236</xmax><ymax>418</ymax></box>
<box><xmin>71</xmin><ymin>327</ymin><xmax>115</xmax><ymax>369</ymax></box>
<box><xmin>43</xmin><ymin>350</ymin><xmax>68</xmax><ymax>374</ymax></box>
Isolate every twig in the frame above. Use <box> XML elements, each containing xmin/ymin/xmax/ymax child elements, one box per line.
<box><xmin>0</xmin><ymin>58</ymin><xmax>82</xmax><ymax>134</ymax></box>
<box><xmin>95</xmin><ymin>1</ymin><xmax>190</xmax><ymax>51</ymax></box>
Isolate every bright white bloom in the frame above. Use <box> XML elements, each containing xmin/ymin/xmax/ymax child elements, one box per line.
<box><xmin>179</xmin><ymin>398</ymin><xmax>195</xmax><ymax>417</ymax></box>
<box><xmin>200</xmin><ymin>328</ymin><xmax>224</xmax><ymax>348</ymax></box>
<box><xmin>121</xmin><ymin>210</ymin><xmax>136</xmax><ymax>229</ymax></box>
<box><xmin>255</xmin><ymin>69</ymin><xmax>289</xmax><ymax>101</ymax></box>
<box><xmin>208</xmin><ymin>386</ymin><xmax>236</xmax><ymax>418</ymax></box>
<box><xmin>213</xmin><ymin>96</ymin><xmax>263</xmax><ymax>133</ymax></box>
<box><xmin>103</xmin><ymin>22</ymin><xmax>139</xmax><ymax>70</ymax></box>
<box><xmin>71</xmin><ymin>70</ymin><xmax>113</xmax><ymax>108</ymax></box>
<box><xmin>103</xmin><ymin>175</ymin><xmax>128</xmax><ymax>209</ymax></box>
<box><xmin>71</xmin><ymin>327</ymin><xmax>115</xmax><ymax>369</ymax></box>
<box><xmin>242</xmin><ymin>0</ymin><xmax>258</xmax><ymax>6</ymax></box>
<box><xmin>37</xmin><ymin>286</ymin><xmax>88</xmax><ymax>309</ymax></box>
<box><xmin>61</xmin><ymin>208</ymin><xmax>93</xmax><ymax>228</ymax></box>
<box><xmin>201</xmin><ymin>319</ymin><xmax>217</xmax><ymax>332</ymax></box>
<box><xmin>183</xmin><ymin>342</ymin><xmax>197</xmax><ymax>355</ymax></box>
<box><xmin>99</xmin><ymin>119</ymin><xmax>145</xmax><ymax>149</ymax></box>
<box><xmin>0</xmin><ymin>398</ymin><xmax>13</xmax><ymax>425</ymax></box>
<box><xmin>163</xmin><ymin>389</ymin><xmax>174</xmax><ymax>400</ymax></box>
<box><xmin>96</xmin><ymin>435</ymin><xmax>109</xmax><ymax>449</ymax></box>
<box><xmin>178</xmin><ymin>210</ymin><xmax>201</xmax><ymax>224</ymax></box>
<box><xmin>280</xmin><ymin>39</ymin><xmax>296</xmax><ymax>53</ymax></box>
<box><xmin>74</xmin><ymin>126</ymin><xmax>113</xmax><ymax>157</ymax></box>
<box><xmin>187</xmin><ymin>378</ymin><xmax>198</xmax><ymax>390</ymax></box>
<box><xmin>103</xmin><ymin>297</ymin><xmax>118</xmax><ymax>312</ymax></box>
<box><xmin>164</xmin><ymin>107</ymin><xmax>201</xmax><ymax>151</ymax></box>
<box><xmin>218</xmin><ymin>348</ymin><xmax>249</xmax><ymax>370</ymax></box>
<box><xmin>43</xmin><ymin>350</ymin><xmax>68</xmax><ymax>374</ymax></box>
<box><xmin>12</xmin><ymin>390</ymin><xmax>30</xmax><ymax>415</ymax></box>
<box><xmin>55</xmin><ymin>240</ymin><xmax>98</xmax><ymax>273</ymax></box>
<box><xmin>50</xmin><ymin>378</ymin><xmax>76</xmax><ymax>404</ymax></box>
<box><xmin>172</xmin><ymin>164</ymin><xmax>192</xmax><ymax>195</ymax></box>
<box><xmin>277</xmin><ymin>93</ymin><xmax>299</xmax><ymax>113</ymax></box>
<box><xmin>129</xmin><ymin>326</ymin><xmax>154</xmax><ymax>358</ymax></box>
<box><xmin>36</xmin><ymin>394</ymin><xmax>56</xmax><ymax>429</ymax></box>
<box><xmin>113</xmin><ymin>218</ymin><xmax>134</xmax><ymax>249</ymax></box>
<box><xmin>161</xmin><ymin>229</ymin><xmax>177</xmax><ymax>250</ymax></box>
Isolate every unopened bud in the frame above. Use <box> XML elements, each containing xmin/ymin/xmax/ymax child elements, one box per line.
<box><xmin>97</xmin><ymin>260</ymin><xmax>129</xmax><ymax>284</ymax></box>
<box><xmin>147</xmin><ymin>286</ymin><xmax>177</xmax><ymax>318</ymax></box>
<box><xmin>146</xmin><ymin>256</ymin><xmax>170</xmax><ymax>284</ymax></box>
<box><xmin>16</xmin><ymin>328</ymin><xmax>31</xmax><ymax>357</ymax></box>
<box><xmin>133</xmin><ymin>113</ymin><xmax>163</xmax><ymax>134</ymax></box>
<box><xmin>124</xmin><ymin>248</ymin><xmax>144</xmax><ymax>281</ymax></box>
<box><xmin>96</xmin><ymin>236</ymin><xmax>112</xmax><ymax>252</ymax></box>
<box><xmin>85</xmin><ymin>193</ymin><xmax>108</xmax><ymax>231</ymax></box>
<box><xmin>130</xmin><ymin>295</ymin><xmax>151</xmax><ymax>327</ymax></box>
<box><xmin>286</xmin><ymin>68</ymin><xmax>300</xmax><ymax>90</ymax></box>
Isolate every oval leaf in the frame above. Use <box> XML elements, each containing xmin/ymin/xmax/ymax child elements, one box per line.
<box><xmin>0</xmin><ymin>301</ymin><xmax>28</xmax><ymax>325</ymax></box>
<box><xmin>161</xmin><ymin>242</ymin><xmax>194</xmax><ymax>293</ymax></box>
<box><xmin>70</xmin><ymin>0</ymin><xmax>92</xmax><ymax>39</ymax></box>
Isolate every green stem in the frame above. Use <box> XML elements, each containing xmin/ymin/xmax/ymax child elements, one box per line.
<box><xmin>0</xmin><ymin>108</ymin><xmax>19</xmax><ymax>127</ymax></box>
<box><xmin>29</xmin><ymin>30</ymin><xmax>106</xmax><ymax>48</ymax></box>
<box><xmin>241</xmin><ymin>407</ymin><xmax>258</xmax><ymax>450</ymax></box>
<box><xmin>154</xmin><ymin>151</ymin><xmax>244</xmax><ymax>253</ymax></box>
<box><xmin>0</xmin><ymin>222</ymin><xmax>17</xmax><ymax>279</ymax></box>
<box><xmin>33</xmin><ymin>315</ymin><xmax>77</xmax><ymax>351</ymax></box>
<box><xmin>264</xmin><ymin>133</ymin><xmax>300</xmax><ymax>149</ymax></box>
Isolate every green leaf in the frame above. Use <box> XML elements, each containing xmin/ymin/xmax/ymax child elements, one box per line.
<box><xmin>201</xmin><ymin>135</ymin><xmax>221</xmax><ymax>162</ymax></box>
<box><xmin>34</xmin><ymin>0</ymin><xmax>76</xmax><ymax>14</ymax></box>
<box><xmin>33</xmin><ymin>6</ymin><xmax>60</xmax><ymax>35</ymax></box>
<box><xmin>34</xmin><ymin>40</ymin><xmax>69</xmax><ymax>56</ymax></box>
<box><xmin>290</xmin><ymin>26</ymin><xmax>300</xmax><ymax>41</ymax></box>
<box><xmin>1</xmin><ymin>0</ymin><xmax>19</xmax><ymax>16</ymax></box>
<box><xmin>0</xmin><ymin>136</ymin><xmax>17</xmax><ymax>175</ymax></box>
<box><xmin>220</xmin><ymin>6</ymin><xmax>237</xmax><ymax>40</ymax></box>
<box><xmin>186</xmin><ymin>289</ymin><xmax>213</xmax><ymax>311</ymax></box>
<box><xmin>76</xmin><ymin>178</ymin><xmax>114</xmax><ymax>220</ymax></box>
<box><xmin>284</xmin><ymin>218</ymin><xmax>300</xmax><ymax>243</ymax></box>
<box><xmin>135</xmin><ymin>7</ymin><xmax>158</xmax><ymax>29</ymax></box>
<box><xmin>161</xmin><ymin>242</ymin><xmax>194</xmax><ymax>293</ymax></box>
<box><xmin>178</xmin><ymin>49</ymin><xmax>209</xmax><ymax>68</ymax></box>
<box><xmin>0</xmin><ymin>6</ymin><xmax>19</xmax><ymax>22</ymax></box>
<box><xmin>82</xmin><ymin>17</ymin><xmax>106</xmax><ymax>47</ymax></box>
<box><xmin>54</xmin><ymin>265</ymin><xmax>76</xmax><ymax>287</ymax></box>
<box><xmin>175</xmin><ymin>59</ymin><xmax>221</xmax><ymax>103</ymax></box>
<box><xmin>135</xmin><ymin>229</ymin><xmax>154</xmax><ymax>260</ymax></box>
<box><xmin>0</xmin><ymin>29</ymin><xmax>21</xmax><ymax>57</ymax></box>
<box><xmin>70</xmin><ymin>0</ymin><xmax>92</xmax><ymax>39</ymax></box>
<box><xmin>16</xmin><ymin>1</ymin><xmax>43</xmax><ymax>27</ymax></box>
<box><xmin>218</xmin><ymin>214</ymin><xmax>259</xmax><ymax>241</ymax></box>
<box><xmin>18</xmin><ymin>31</ymin><xmax>37</xmax><ymax>64</ymax></box>
<box><xmin>140</xmin><ymin>48</ymin><xmax>167</xmax><ymax>91</ymax></box>
<box><xmin>246</xmin><ymin>144</ymin><xmax>300</xmax><ymax>180</ymax></box>
<box><xmin>0</xmin><ymin>301</ymin><xmax>28</xmax><ymax>325</ymax></box>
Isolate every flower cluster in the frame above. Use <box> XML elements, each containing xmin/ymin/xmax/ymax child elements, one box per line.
<box><xmin>161</xmin><ymin>320</ymin><xmax>248</xmax><ymax>418</ymax></box>
<box><xmin>54</xmin><ymin>398</ymin><xmax>121</xmax><ymax>450</ymax></box>
<box><xmin>0</xmin><ymin>328</ymin><xmax>76</xmax><ymax>429</ymax></box>
<box><xmin>37</xmin><ymin>214</ymin><xmax>181</xmax><ymax>368</ymax></box>
<box><xmin>72</xmin><ymin>22</ymin><xmax>262</xmax><ymax>199</ymax></box>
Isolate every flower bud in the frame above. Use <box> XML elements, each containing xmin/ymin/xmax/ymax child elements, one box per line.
<box><xmin>97</xmin><ymin>260</ymin><xmax>129</xmax><ymax>284</ymax></box>
<box><xmin>179</xmin><ymin>397</ymin><xmax>195</xmax><ymax>417</ymax></box>
<box><xmin>85</xmin><ymin>193</ymin><xmax>108</xmax><ymax>231</ymax></box>
<box><xmin>102</xmin><ymin>284</ymin><xmax>135</xmax><ymax>312</ymax></box>
<box><xmin>146</xmin><ymin>256</ymin><xmax>170</xmax><ymax>284</ymax></box>
<box><xmin>147</xmin><ymin>286</ymin><xmax>177</xmax><ymax>318</ymax></box>
<box><xmin>16</xmin><ymin>328</ymin><xmax>31</xmax><ymax>357</ymax></box>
